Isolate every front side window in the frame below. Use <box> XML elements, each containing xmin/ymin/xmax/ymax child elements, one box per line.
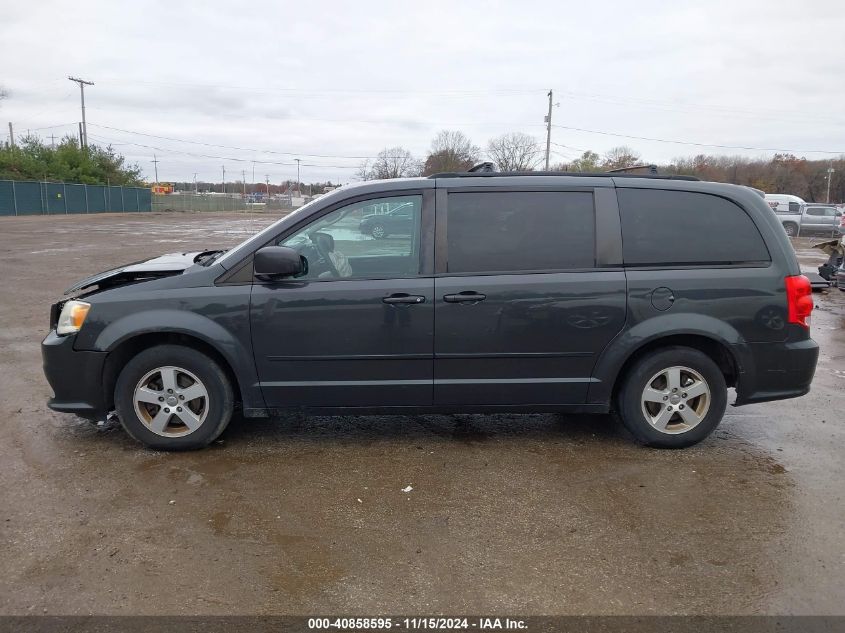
<box><xmin>618</xmin><ymin>189</ymin><xmax>770</xmax><ymax>266</ymax></box>
<box><xmin>446</xmin><ymin>191</ymin><xmax>595</xmax><ymax>274</ymax></box>
<box><xmin>277</xmin><ymin>195</ymin><xmax>422</xmax><ymax>280</ymax></box>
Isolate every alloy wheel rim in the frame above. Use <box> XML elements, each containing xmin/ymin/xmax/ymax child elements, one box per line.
<box><xmin>640</xmin><ymin>365</ymin><xmax>711</xmax><ymax>435</ymax></box>
<box><xmin>133</xmin><ymin>365</ymin><xmax>209</xmax><ymax>437</ymax></box>
<box><xmin>372</xmin><ymin>225</ymin><xmax>385</xmax><ymax>238</ymax></box>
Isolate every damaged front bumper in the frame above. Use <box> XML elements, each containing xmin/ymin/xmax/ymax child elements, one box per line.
<box><xmin>42</xmin><ymin>330</ymin><xmax>108</xmax><ymax>421</ymax></box>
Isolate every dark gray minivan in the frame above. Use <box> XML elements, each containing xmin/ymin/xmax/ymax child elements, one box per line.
<box><xmin>42</xmin><ymin>172</ymin><xmax>819</xmax><ymax>450</ymax></box>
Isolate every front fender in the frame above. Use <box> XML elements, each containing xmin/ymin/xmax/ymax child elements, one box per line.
<box><xmin>587</xmin><ymin>313</ymin><xmax>751</xmax><ymax>405</ymax></box>
<box><xmin>80</xmin><ymin>308</ymin><xmax>264</xmax><ymax>412</ymax></box>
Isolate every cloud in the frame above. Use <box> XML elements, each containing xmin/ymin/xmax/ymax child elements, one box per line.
<box><xmin>1</xmin><ymin>0</ymin><xmax>843</xmax><ymax>183</ymax></box>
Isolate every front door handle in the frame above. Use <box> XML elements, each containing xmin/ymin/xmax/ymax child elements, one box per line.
<box><xmin>383</xmin><ymin>293</ymin><xmax>426</xmax><ymax>305</ymax></box>
<box><xmin>443</xmin><ymin>291</ymin><xmax>487</xmax><ymax>304</ymax></box>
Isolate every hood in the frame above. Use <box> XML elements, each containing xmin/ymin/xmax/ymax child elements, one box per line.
<box><xmin>64</xmin><ymin>251</ymin><xmax>211</xmax><ymax>295</ymax></box>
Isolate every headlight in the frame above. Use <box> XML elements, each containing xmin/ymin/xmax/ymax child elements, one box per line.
<box><xmin>57</xmin><ymin>300</ymin><xmax>91</xmax><ymax>335</ymax></box>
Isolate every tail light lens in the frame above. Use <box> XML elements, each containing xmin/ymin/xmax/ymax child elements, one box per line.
<box><xmin>785</xmin><ymin>275</ymin><xmax>813</xmax><ymax>328</ymax></box>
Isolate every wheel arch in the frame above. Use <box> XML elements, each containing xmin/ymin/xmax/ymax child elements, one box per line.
<box><xmin>102</xmin><ymin>332</ymin><xmax>246</xmax><ymax>413</ymax></box>
<box><xmin>588</xmin><ymin>316</ymin><xmax>748</xmax><ymax>407</ymax></box>
<box><xmin>90</xmin><ymin>308</ymin><xmax>262</xmax><ymax>413</ymax></box>
<box><xmin>609</xmin><ymin>334</ymin><xmax>739</xmax><ymax>403</ymax></box>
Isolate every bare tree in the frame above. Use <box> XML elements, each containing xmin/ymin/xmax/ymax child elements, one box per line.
<box><xmin>487</xmin><ymin>132</ymin><xmax>542</xmax><ymax>171</ymax></box>
<box><xmin>602</xmin><ymin>146</ymin><xmax>641</xmax><ymax>170</ymax></box>
<box><xmin>358</xmin><ymin>147</ymin><xmax>421</xmax><ymax>180</ymax></box>
<box><xmin>423</xmin><ymin>130</ymin><xmax>480</xmax><ymax>175</ymax></box>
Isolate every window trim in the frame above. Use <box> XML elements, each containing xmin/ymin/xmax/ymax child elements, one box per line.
<box><xmin>252</xmin><ymin>189</ymin><xmax>434</xmax><ymax>283</ymax></box>
<box><xmin>616</xmin><ymin>187</ymin><xmax>772</xmax><ymax>268</ymax></box>
<box><xmin>436</xmin><ymin>187</ymin><xmax>601</xmax><ymax>276</ymax></box>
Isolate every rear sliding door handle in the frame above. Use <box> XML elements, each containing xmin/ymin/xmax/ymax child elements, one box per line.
<box><xmin>383</xmin><ymin>293</ymin><xmax>426</xmax><ymax>305</ymax></box>
<box><xmin>443</xmin><ymin>291</ymin><xmax>487</xmax><ymax>303</ymax></box>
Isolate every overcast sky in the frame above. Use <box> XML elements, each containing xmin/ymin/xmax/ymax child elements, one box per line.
<box><xmin>2</xmin><ymin>0</ymin><xmax>844</xmax><ymax>184</ymax></box>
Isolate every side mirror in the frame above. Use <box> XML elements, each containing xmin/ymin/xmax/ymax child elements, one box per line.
<box><xmin>254</xmin><ymin>246</ymin><xmax>307</xmax><ymax>280</ymax></box>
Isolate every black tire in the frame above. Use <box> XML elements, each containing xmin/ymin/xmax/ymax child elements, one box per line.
<box><xmin>370</xmin><ymin>224</ymin><xmax>388</xmax><ymax>239</ymax></box>
<box><xmin>616</xmin><ymin>346</ymin><xmax>727</xmax><ymax>448</ymax></box>
<box><xmin>114</xmin><ymin>345</ymin><xmax>233</xmax><ymax>450</ymax></box>
<box><xmin>783</xmin><ymin>222</ymin><xmax>798</xmax><ymax>237</ymax></box>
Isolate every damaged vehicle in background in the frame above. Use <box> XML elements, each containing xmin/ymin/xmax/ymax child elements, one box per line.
<box><xmin>815</xmin><ymin>236</ymin><xmax>845</xmax><ymax>290</ymax></box>
<box><xmin>43</xmin><ymin>170</ymin><xmax>819</xmax><ymax>451</ymax></box>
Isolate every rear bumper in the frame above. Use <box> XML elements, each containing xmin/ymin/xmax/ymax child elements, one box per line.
<box><xmin>42</xmin><ymin>330</ymin><xmax>108</xmax><ymax>420</ymax></box>
<box><xmin>734</xmin><ymin>337</ymin><xmax>819</xmax><ymax>406</ymax></box>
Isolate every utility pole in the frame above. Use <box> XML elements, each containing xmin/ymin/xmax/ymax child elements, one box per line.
<box><xmin>222</xmin><ymin>165</ymin><xmax>226</xmax><ymax>194</ymax></box>
<box><xmin>7</xmin><ymin>122</ymin><xmax>13</xmax><ymax>148</ymax></box>
<box><xmin>50</xmin><ymin>133</ymin><xmax>56</xmax><ymax>148</ymax></box>
<box><xmin>265</xmin><ymin>175</ymin><xmax>270</xmax><ymax>198</ymax></box>
<box><xmin>67</xmin><ymin>76</ymin><xmax>94</xmax><ymax>149</ymax></box>
<box><xmin>193</xmin><ymin>173</ymin><xmax>198</xmax><ymax>194</ymax></box>
<box><xmin>252</xmin><ymin>160</ymin><xmax>256</xmax><ymax>186</ymax></box>
<box><xmin>242</xmin><ymin>169</ymin><xmax>247</xmax><ymax>196</ymax></box>
<box><xmin>151</xmin><ymin>155</ymin><xmax>159</xmax><ymax>184</ymax></box>
<box><xmin>826</xmin><ymin>163</ymin><xmax>835</xmax><ymax>203</ymax></box>
<box><xmin>78</xmin><ymin>122</ymin><xmax>83</xmax><ymax>147</ymax></box>
<box><xmin>295</xmin><ymin>158</ymin><xmax>301</xmax><ymax>192</ymax></box>
<box><xmin>544</xmin><ymin>89</ymin><xmax>553</xmax><ymax>171</ymax></box>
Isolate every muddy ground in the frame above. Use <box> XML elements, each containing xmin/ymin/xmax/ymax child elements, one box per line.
<box><xmin>0</xmin><ymin>213</ymin><xmax>842</xmax><ymax>615</ymax></box>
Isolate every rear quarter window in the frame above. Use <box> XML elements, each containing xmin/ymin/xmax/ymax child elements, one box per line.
<box><xmin>617</xmin><ymin>189</ymin><xmax>770</xmax><ymax>266</ymax></box>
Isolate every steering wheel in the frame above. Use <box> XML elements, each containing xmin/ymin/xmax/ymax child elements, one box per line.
<box><xmin>309</xmin><ymin>235</ymin><xmax>340</xmax><ymax>278</ymax></box>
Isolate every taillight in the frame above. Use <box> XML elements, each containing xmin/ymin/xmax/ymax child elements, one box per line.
<box><xmin>785</xmin><ymin>275</ymin><xmax>813</xmax><ymax>328</ymax></box>
<box><xmin>839</xmin><ymin>215</ymin><xmax>845</xmax><ymax>228</ymax></box>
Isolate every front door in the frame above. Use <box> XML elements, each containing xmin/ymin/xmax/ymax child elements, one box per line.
<box><xmin>250</xmin><ymin>192</ymin><xmax>434</xmax><ymax>408</ymax></box>
<box><xmin>433</xmin><ymin>189</ymin><xmax>626</xmax><ymax>406</ymax></box>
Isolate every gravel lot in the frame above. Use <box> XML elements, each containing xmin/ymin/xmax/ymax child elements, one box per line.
<box><xmin>0</xmin><ymin>213</ymin><xmax>843</xmax><ymax>615</ymax></box>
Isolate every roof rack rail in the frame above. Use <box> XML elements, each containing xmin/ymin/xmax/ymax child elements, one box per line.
<box><xmin>427</xmin><ymin>170</ymin><xmax>699</xmax><ymax>181</ymax></box>
<box><xmin>606</xmin><ymin>164</ymin><xmax>658</xmax><ymax>175</ymax></box>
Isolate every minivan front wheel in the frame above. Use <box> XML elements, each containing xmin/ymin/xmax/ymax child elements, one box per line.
<box><xmin>617</xmin><ymin>347</ymin><xmax>727</xmax><ymax>448</ymax></box>
<box><xmin>115</xmin><ymin>345</ymin><xmax>233</xmax><ymax>450</ymax></box>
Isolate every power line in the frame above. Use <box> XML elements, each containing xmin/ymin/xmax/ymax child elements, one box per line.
<box><xmin>27</xmin><ymin>122</ymin><xmax>78</xmax><ymax>131</ymax></box>
<box><xmin>550</xmin><ymin>140</ymin><xmax>589</xmax><ymax>153</ymax></box>
<box><xmin>551</xmin><ymin>124</ymin><xmax>845</xmax><ymax>155</ymax></box>
<box><xmin>97</xmin><ymin>78</ymin><xmax>545</xmax><ymax>97</ymax></box>
<box><xmin>554</xmin><ymin>89</ymin><xmax>843</xmax><ymax>125</ymax></box>
<box><xmin>87</xmin><ymin>123</ymin><xmax>375</xmax><ymax>159</ymax></box>
<box><xmin>85</xmin><ymin>132</ymin><xmax>360</xmax><ymax>169</ymax></box>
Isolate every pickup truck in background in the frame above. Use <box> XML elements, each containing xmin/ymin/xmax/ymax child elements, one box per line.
<box><xmin>764</xmin><ymin>194</ymin><xmax>843</xmax><ymax>237</ymax></box>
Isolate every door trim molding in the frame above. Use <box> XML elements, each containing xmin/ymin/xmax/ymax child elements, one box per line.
<box><xmin>259</xmin><ymin>377</ymin><xmax>598</xmax><ymax>387</ymax></box>
<box><xmin>268</xmin><ymin>353</ymin><xmax>431</xmax><ymax>361</ymax></box>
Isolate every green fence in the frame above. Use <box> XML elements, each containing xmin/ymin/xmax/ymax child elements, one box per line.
<box><xmin>151</xmin><ymin>193</ymin><xmax>292</xmax><ymax>213</ymax></box>
<box><xmin>0</xmin><ymin>180</ymin><xmax>152</xmax><ymax>216</ymax></box>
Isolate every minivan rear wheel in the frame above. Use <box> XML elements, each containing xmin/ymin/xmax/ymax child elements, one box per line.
<box><xmin>617</xmin><ymin>346</ymin><xmax>727</xmax><ymax>448</ymax></box>
<box><xmin>114</xmin><ymin>345</ymin><xmax>233</xmax><ymax>450</ymax></box>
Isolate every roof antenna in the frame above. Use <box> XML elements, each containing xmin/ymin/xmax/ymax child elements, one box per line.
<box><xmin>468</xmin><ymin>162</ymin><xmax>496</xmax><ymax>173</ymax></box>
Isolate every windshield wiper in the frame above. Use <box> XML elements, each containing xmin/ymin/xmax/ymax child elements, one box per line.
<box><xmin>194</xmin><ymin>249</ymin><xmax>228</xmax><ymax>266</ymax></box>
